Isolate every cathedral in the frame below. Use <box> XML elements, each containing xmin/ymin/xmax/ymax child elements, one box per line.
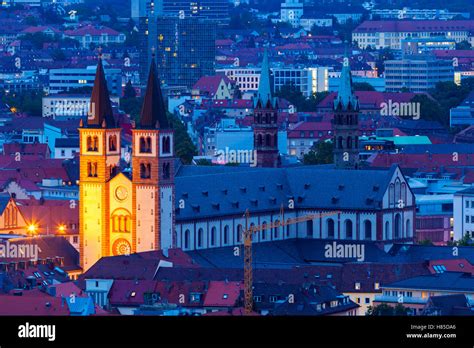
<box><xmin>79</xmin><ymin>51</ymin><xmax>415</xmax><ymax>271</ymax></box>
<box><xmin>79</xmin><ymin>55</ymin><xmax>175</xmax><ymax>271</ymax></box>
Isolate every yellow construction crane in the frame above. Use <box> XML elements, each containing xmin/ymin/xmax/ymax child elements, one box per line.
<box><xmin>243</xmin><ymin>207</ymin><xmax>340</xmax><ymax>314</ymax></box>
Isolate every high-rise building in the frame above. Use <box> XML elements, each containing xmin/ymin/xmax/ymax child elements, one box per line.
<box><xmin>132</xmin><ymin>0</ymin><xmax>229</xmax><ymax>22</ymax></box>
<box><xmin>333</xmin><ymin>57</ymin><xmax>360</xmax><ymax>170</ymax></box>
<box><xmin>140</xmin><ymin>16</ymin><xmax>216</xmax><ymax>88</ymax></box>
<box><xmin>79</xmin><ymin>55</ymin><xmax>175</xmax><ymax>271</ymax></box>
<box><xmin>253</xmin><ymin>49</ymin><xmax>280</xmax><ymax>168</ymax></box>
<box><xmin>384</xmin><ymin>56</ymin><xmax>454</xmax><ymax>92</ymax></box>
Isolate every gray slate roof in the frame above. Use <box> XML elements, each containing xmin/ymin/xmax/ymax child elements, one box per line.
<box><xmin>175</xmin><ymin>165</ymin><xmax>397</xmax><ymax>221</ymax></box>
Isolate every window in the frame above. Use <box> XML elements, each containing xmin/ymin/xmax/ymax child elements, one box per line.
<box><xmin>345</xmin><ymin>220</ymin><xmax>353</xmax><ymax>239</ymax></box>
<box><xmin>236</xmin><ymin>224</ymin><xmax>242</xmax><ymax>243</ymax></box>
<box><xmin>184</xmin><ymin>229</ymin><xmax>190</xmax><ymax>249</ymax></box>
<box><xmin>162</xmin><ymin>162</ymin><xmax>170</xmax><ymax>179</ymax></box>
<box><xmin>364</xmin><ymin>220</ymin><xmax>372</xmax><ymax>240</ymax></box>
<box><xmin>108</xmin><ymin>135</ymin><xmax>117</xmax><ymax>151</ymax></box>
<box><xmin>139</xmin><ymin>136</ymin><xmax>152</xmax><ymax>153</ymax></box>
<box><xmin>210</xmin><ymin>227</ymin><xmax>216</xmax><ymax>246</ymax></box>
<box><xmin>306</xmin><ymin>219</ymin><xmax>313</xmax><ymax>238</ymax></box>
<box><xmin>162</xmin><ymin>136</ymin><xmax>171</xmax><ymax>154</ymax></box>
<box><xmin>327</xmin><ymin>219</ymin><xmax>335</xmax><ymax>238</ymax></box>
<box><xmin>140</xmin><ymin>163</ymin><xmax>151</xmax><ymax>179</ymax></box>
<box><xmin>374</xmin><ymin>283</ymin><xmax>380</xmax><ymax>290</ymax></box>
<box><xmin>355</xmin><ymin>282</ymin><xmax>361</xmax><ymax>290</ymax></box>
<box><xmin>223</xmin><ymin>225</ymin><xmax>229</xmax><ymax>244</ymax></box>
<box><xmin>365</xmin><ymin>298</ymin><xmax>370</xmax><ymax>304</ymax></box>
<box><xmin>197</xmin><ymin>228</ymin><xmax>203</xmax><ymax>248</ymax></box>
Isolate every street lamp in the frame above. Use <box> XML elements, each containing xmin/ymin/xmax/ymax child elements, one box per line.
<box><xmin>27</xmin><ymin>224</ymin><xmax>37</xmax><ymax>235</ymax></box>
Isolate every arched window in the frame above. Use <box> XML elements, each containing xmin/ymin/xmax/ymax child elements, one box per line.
<box><xmin>236</xmin><ymin>224</ymin><xmax>242</xmax><ymax>243</ymax></box>
<box><xmin>139</xmin><ymin>137</ymin><xmax>146</xmax><ymax>153</ymax></box>
<box><xmin>306</xmin><ymin>220</ymin><xmax>313</xmax><ymax>237</ymax></box>
<box><xmin>346</xmin><ymin>136</ymin><xmax>352</xmax><ymax>149</ymax></box>
<box><xmin>111</xmin><ymin>209</ymin><xmax>131</xmax><ymax>233</ymax></box>
<box><xmin>345</xmin><ymin>219</ymin><xmax>353</xmax><ymax>239</ymax></box>
<box><xmin>406</xmin><ymin>219</ymin><xmax>411</xmax><ymax>238</ymax></box>
<box><xmin>261</xmin><ymin>221</ymin><xmax>267</xmax><ymax>240</ymax></box>
<box><xmin>109</xmin><ymin>135</ymin><xmax>117</xmax><ymax>151</ymax></box>
<box><xmin>274</xmin><ymin>220</ymin><xmax>280</xmax><ymax>239</ymax></box>
<box><xmin>286</xmin><ymin>220</ymin><xmax>291</xmax><ymax>237</ymax></box>
<box><xmin>257</xmin><ymin>134</ymin><xmax>263</xmax><ymax>147</ymax></box>
<box><xmin>197</xmin><ymin>228</ymin><xmax>204</xmax><ymax>247</ymax></box>
<box><xmin>394</xmin><ymin>214</ymin><xmax>401</xmax><ymax>239</ymax></box>
<box><xmin>163</xmin><ymin>162</ymin><xmax>170</xmax><ymax>179</ymax></box>
<box><xmin>389</xmin><ymin>184</ymin><xmax>394</xmax><ymax>205</ymax></box>
<box><xmin>140</xmin><ymin>163</ymin><xmax>151</xmax><ymax>179</ymax></box>
<box><xmin>87</xmin><ymin>136</ymin><xmax>92</xmax><ymax>151</ymax></box>
<box><xmin>211</xmin><ymin>227</ymin><xmax>216</xmax><ymax>246</ymax></box>
<box><xmin>92</xmin><ymin>136</ymin><xmax>99</xmax><ymax>151</ymax></box>
<box><xmin>146</xmin><ymin>137</ymin><xmax>152</xmax><ymax>152</ymax></box>
<box><xmin>385</xmin><ymin>221</ymin><xmax>390</xmax><ymax>240</ymax></box>
<box><xmin>338</xmin><ymin>136</ymin><xmax>343</xmax><ymax>149</ymax></box>
<box><xmin>184</xmin><ymin>229</ymin><xmax>190</xmax><ymax>249</ymax></box>
<box><xmin>364</xmin><ymin>220</ymin><xmax>372</xmax><ymax>240</ymax></box>
<box><xmin>223</xmin><ymin>225</ymin><xmax>229</xmax><ymax>245</ymax></box>
<box><xmin>401</xmin><ymin>183</ymin><xmax>407</xmax><ymax>205</ymax></box>
<box><xmin>265</xmin><ymin>134</ymin><xmax>272</xmax><ymax>147</ymax></box>
<box><xmin>395</xmin><ymin>180</ymin><xmax>401</xmax><ymax>203</ymax></box>
<box><xmin>327</xmin><ymin>219</ymin><xmax>335</xmax><ymax>238</ymax></box>
<box><xmin>162</xmin><ymin>136</ymin><xmax>171</xmax><ymax>154</ymax></box>
<box><xmin>5</xmin><ymin>206</ymin><xmax>10</xmax><ymax>227</ymax></box>
<box><xmin>273</xmin><ymin>134</ymin><xmax>278</xmax><ymax>148</ymax></box>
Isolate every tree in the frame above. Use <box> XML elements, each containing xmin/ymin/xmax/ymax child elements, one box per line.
<box><xmin>353</xmin><ymin>82</ymin><xmax>375</xmax><ymax>91</ymax></box>
<box><xmin>303</xmin><ymin>141</ymin><xmax>334</xmax><ymax>165</ymax></box>
<box><xmin>456</xmin><ymin>233</ymin><xmax>472</xmax><ymax>246</ymax></box>
<box><xmin>274</xmin><ymin>84</ymin><xmax>329</xmax><ymax>112</ymax></box>
<box><xmin>167</xmin><ymin>113</ymin><xmax>197</xmax><ymax>164</ymax></box>
<box><xmin>367</xmin><ymin>303</ymin><xmax>409</xmax><ymax>316</ymax></box>
<box><xmin>456</xmin><ymin>40</ymin><xmax>472</xmax><ymax>50</ymax></box>
<box><xmin>418</xmin><ymin>239</ymin><xmax>433</xmax><ymax>246</ymax></box>
<box><xmin>123</xmin><ymin>80</ymin><xmax>136</xmax><ymax>99</ymax></box>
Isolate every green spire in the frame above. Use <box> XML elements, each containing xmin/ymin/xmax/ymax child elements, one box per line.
<box><xmin>334</xmin><ymin>56</ymin><xmax>359</xmax><ymax>111</ymax></box>
<box><xmin>255</xmin><ymin>48</ymin><xmax>276</xmax><ymax>108</ymax></box>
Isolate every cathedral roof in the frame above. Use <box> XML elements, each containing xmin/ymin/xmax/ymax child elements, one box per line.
<box><xmin>137</xmin><ymin>57</ymin><xmax>170</xmax><ymax>129</ymax></box>
<box><xmin>333</xmin><ymin>57</ymin><xmax>360</xmax><ymax>112</ymax></box>
<box><xmin>174</xmin><ymin>164</ymin><xmax>400</xmax><ymax>221</ymax></box>
<box><xmin>87</xmin><ymin>56</ymin><xmax>116</xmax><ymax>128</ymax></box>
<box><xmin>254</xmin><ymin>48</ymin><xmax>277</xmax><ymax>109</ymax></box>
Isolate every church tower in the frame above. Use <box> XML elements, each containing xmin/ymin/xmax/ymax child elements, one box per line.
<box><xmin>333</xmin><ymin>56</ymin><xmax>360</xmax><ymax>169</ymax></box>
<box><xmin>132</xmin><ymin>54</ymin><xmax>175</xmax><ymax>252</ymax></box>
<box><xmin>253</xmin><ymin>48</ymin><xmax>280</xmax><ymax>168</ymax></box>
<box><xmin>79</xmin><ymin>54</ymin><xmax>122</xmax><ymax>271</ymax></box>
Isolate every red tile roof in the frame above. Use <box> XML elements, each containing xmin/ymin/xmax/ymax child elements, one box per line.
<box><xmin>428</xmin><ymin>259</ymin><xmax>474</xmax><ymax>275</ymax></box>
<box><xmin>203</xmin><ymin>281</ymin><xmax>242</xmax><ymax>307</ymax></box>
<box><xmin>193</xmin><ymin>75</ymin><xmax>233</xmax><ymax>96</ymax></box>
<box><xmin>317</xmin><ymin>91</ymin><xmax>419</xmax><ymax>110</ymax></box>
<box><xmin>65</xmin><ymin>25</ymin><xmax>121</xmax><ymax>37</ymax></box>
<box><xmin>0</xmin><ymin>295</ymin><xmax>69</xmax><ymax>315</ymax></box>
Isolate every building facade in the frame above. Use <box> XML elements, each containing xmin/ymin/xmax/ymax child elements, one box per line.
<box><xmin>140</xmin><ymin>16</ymin><xmax>216</xmax><ymax>88</ymax></box>
<box><xmin>384</xmin><ymin>57</ymin><xmax>454</xmax><ymax>92</ymax></box>
<box><xmin>79</xmin><ymin>56</ymin><xmax>175</xmax><ymax>271</ymax></box>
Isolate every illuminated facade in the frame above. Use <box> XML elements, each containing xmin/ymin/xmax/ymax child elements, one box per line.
<box><xmin>79</xmin><ymin>56</ymin><xmax>175</xmax><ymax>271</ymax></box>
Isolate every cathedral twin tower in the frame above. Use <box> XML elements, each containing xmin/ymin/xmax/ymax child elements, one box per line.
<box><xmin>79</xmin><ymin>55</ymin><xmax>175</xmax><ymax>271</ymax></box>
